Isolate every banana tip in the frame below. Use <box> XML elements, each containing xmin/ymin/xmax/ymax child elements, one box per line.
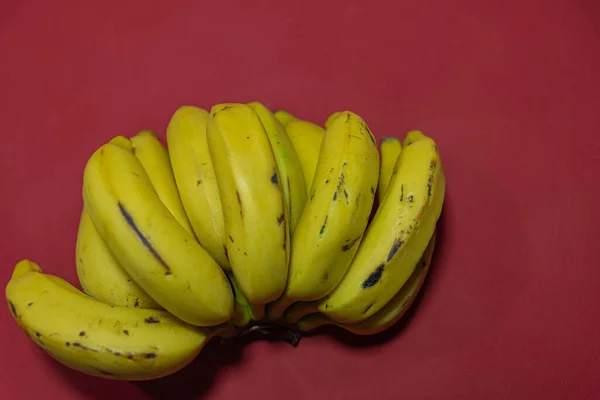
<box><xmin>12</xmin><ymin>259</ymin><xmax>42</xmax><ymax>280</ymax></box>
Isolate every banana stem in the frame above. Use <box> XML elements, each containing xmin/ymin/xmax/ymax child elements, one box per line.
<box><xmin>239</xmin><ymin>322</ymin><xmax>302</xmax><ymax>347</ymax></box>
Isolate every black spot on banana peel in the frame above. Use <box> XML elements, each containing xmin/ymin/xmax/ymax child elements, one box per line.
<box><xmin>277</xmin><ymin>214</ymin><xmax>285</xmax><ymax>225</ymax></box>
<box><xmin>236</xmin><ymin>190</ymin><xmax>244</xmax><ymax>221</ymax></box>
<box><xmin>360</xmin><ymin>120</ymin><xmax>376</xmax><ymax>145</ymax></box>
<box><xmin>271</xmin><ymin>171</ymin><xmax>279</xmax><ymax>185</ymax></box>
<box><xmin>79</xmin><ymin>331</ymin><xmax>86</xmax><ymax>337</ymax></box>
<box><xmin>336</xmin><ymin>173</ymin><xmax>345</xmax><ymax>193</ymax></box>
<box><xmin>363</xmin><ymin>303</ymin><xmax>375</xmax><ymax>314</ymax></box>
<box><xmin>400</xmin><ymin>184</ymin><xmax>404</xmax><ymax>202</ymax></box>
<box><xmin>123</xmin><ymin>330</ymin><xmax>129</xmax><ymax>336</ymax></box>
<box><xmin>386</xmin><ymin>238</ymin><xmax>404</xmax><ymax>262</ymax></box>
<box><xmin>341</xmin><ymin>236</ymin><xmax>361</xmax><ymax>252</ymax></box>
<box><xmin>319</xmin><ymin>216</ymin><xmax>328</xmax><ymax>236</ymax></box>
<box><xmin>144</xmin><ymin>316</ymin><xmax>160</xmax><ymax>324</ymax></box>
<box><xmin>72</xmin><ymin>342</ymin><xmax>98</xmax><ymax>352</ymax></box>
<box><xmin>427</xmin><ymin>160</ymin><xmax>437</xmax><ymax>200</ymax></box>
<box><xmin>8</xmin><ymin>301</ymin><xmax>17</xmax><ymax>317</ymax></box>
<box><xmin>362</xmin><ymin>264</ymin><xmax>384</xmax><ymax>289</ymax></box>
<box><xmin>119</xmin><ymin>202</ymin><xmax>172</xmax><ymax>276</ymax></box>
<box><xmin>229</xmin><ymin>235</ymin><xmax>235</xmax><ymax>243</ymax></box>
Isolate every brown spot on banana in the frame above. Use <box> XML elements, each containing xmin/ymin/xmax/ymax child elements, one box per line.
<box><xmin>144</xmin><ymin>316</ymin><xmax>160</xmax><ymax>324</ymax></box>
<box><xmin>341</xmin><ymin>236</ymin><xmax>362</xmax><ymax>252</ymax></box>
<box><xmin>236</xmin><ymin>191</ymin><xmax>244</xmax><ymax>221</ymax></box>
<box><xmin>72</xmin><ymin>342</ymin><xmax>99</xmax><ymax>352</ymax></box>
<box><xmin>319</xmin><ymin>216</ymin><xmax>328</xmax><ymax>236</ymax></box>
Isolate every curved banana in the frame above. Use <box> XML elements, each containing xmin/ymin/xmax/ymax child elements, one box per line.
<box><xmin>324</xmin><ymin>111</ymin><xmax>342</xmax><ymax>129</ymax></box>
<box><xmin>83</xmin><ymin>140</ymin><xmax>234</xmax><ymax>326</ymax></box>
<box><xmin>269</xmin><ymin>111</ymin><xmax>379</xmax><ymax>320</ymax></box>
<box><xmin>296</xmin><ymin>233</ymin><xmax>435</xmax><ymax>334</ymax></box>
<box><xmin>6</xmin><ymin>260</ymin><xmax>232</xmax><ymax>381</ymax></box>
<box><xmin>317</xmin><ymin>131</ymin><xmax>445</xmax><ymax>323</ymax></box>
<box><xmin>249</xmin><ymin>101</ymin><xmax>307</xmax><ymax>234</ymax></box>
<box><xmin>166</xmin><ymin>106</ymin><xmax>229</xmax><ymax>269</ymax></box>
<box><xmin>274</xmin><ymin>110</ymin><xmax>298</xmax><ymax>126</ymax></box>
<box><xmin>206</xmin><ymin>103</ymin><xmax>288</xmax><ymax>309</ymax></box>
<box><xmin>285</xmin><ymin>120</ymin><xmax>325</xmax><ymax>194</ymax></box>
<box><xmin>75</xmin><ymin>209</ymin><xmax>160</xmax><ymax>309</ymax></box>
<box><xmin>130</xmin><ymin>130</ymin><xmax>194</xmax><ymax>235</ymax></box>
<box><xmin>377</xmin><ymin>136</ymin><xmax>402</xmax><ymax>204</ymax></box>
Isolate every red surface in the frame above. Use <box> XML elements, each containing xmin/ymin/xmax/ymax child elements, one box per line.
<box><xmin>1</xmin><ymin>0</ymin><xmax>600</xmax><ymax>398</ymax></box>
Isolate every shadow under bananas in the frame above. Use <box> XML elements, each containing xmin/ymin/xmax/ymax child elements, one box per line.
<box><xmin>297</xmin><ymin>207</ymin><xmax>450</xmax><ymax>349</ymax></box>
<box><xmin>133</xmin><ymin>337</ymin><xmax>245</xmax><ymax>400</ymax></box>
<box><xmin>134</xmin><ymin>324</ymin><xmax>301</xmax><ymax>400</ymax></box>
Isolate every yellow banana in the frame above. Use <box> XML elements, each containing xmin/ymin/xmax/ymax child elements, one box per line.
<box><xmin>249</xmin><ymin>101</ymin><xmax>307</xmax><ymax>234</ymax></box>
<box><xmin>225</xmin><ymin>271</ymin><xmax>253</xmax><ymax>327</ymax></box>
<box><xmin>206</xmin><ymin>103</ymin><xmax>288</xmax><ymax>310</ymax></box>
<box><xmin>6</xmin><ymin>260</ymin><xmax>232</xmax><ymax>381</ymax></box>
<box><xmin>296</xmin><ymin>232</ymin><xmax>436</xmax><ymax>334</ymax></box>
<box><xmin>166</xmin><ymin>106</ymin><xmax>229</xmax><ymax>269</ymax></box>
<box><xmin>274</xmin><ymin>110</ymin><xmax>298</xmax><ymax>126</ymax></box>
<box><xmin>324</xmin><ymin>111</ymin><xmax>342</xmax><ymax>129</ymax></box>
<box><xmin>82</xmin><ymin>140</ymin><xmax>234</xmax><ymax>326</ymax></box>
<box><xmin>269</xmin><ymin>111</ymin><xmax>379</xmax><ymax>320</ymax></box>
<box><xmin>317</xmin><ymin>131</ymin><xmax>445</xmax><ymax>323</ymax></box>
<box><xmin>130</xmin><ymin>130</ymin><xmax>194</xmax><ymax>236</ymax></box>
<box><xmin>285</xmin><ymin>120</ymin><xmax>325</xmax><ymax>194</ymax></box>
<box><xmin>377</xmin><ymin>136</ymin><xmax>402</xmax><ymax>204</ymax></box>
<box><xmin>75</xmin><ymin>209</ymin><xmax>159</xmax><ymax>309</ymax></box>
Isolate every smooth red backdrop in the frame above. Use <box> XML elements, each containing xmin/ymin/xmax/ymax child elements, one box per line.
<box><xmin>2</xmin><ymin>0</ymin><xmax>599</xmax><ymax>399</ymax></box>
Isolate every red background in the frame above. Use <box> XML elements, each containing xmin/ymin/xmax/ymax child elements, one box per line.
<box><xmin>1</xmin><ymin>0</ymin><xmax>600</xmax><ymax>399</ymax></box>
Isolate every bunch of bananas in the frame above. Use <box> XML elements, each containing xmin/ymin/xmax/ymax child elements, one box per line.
<box><xmin>6</xmin><ymin>102</ymin><xmax>445</xmax><ymax>381</ymax></box>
